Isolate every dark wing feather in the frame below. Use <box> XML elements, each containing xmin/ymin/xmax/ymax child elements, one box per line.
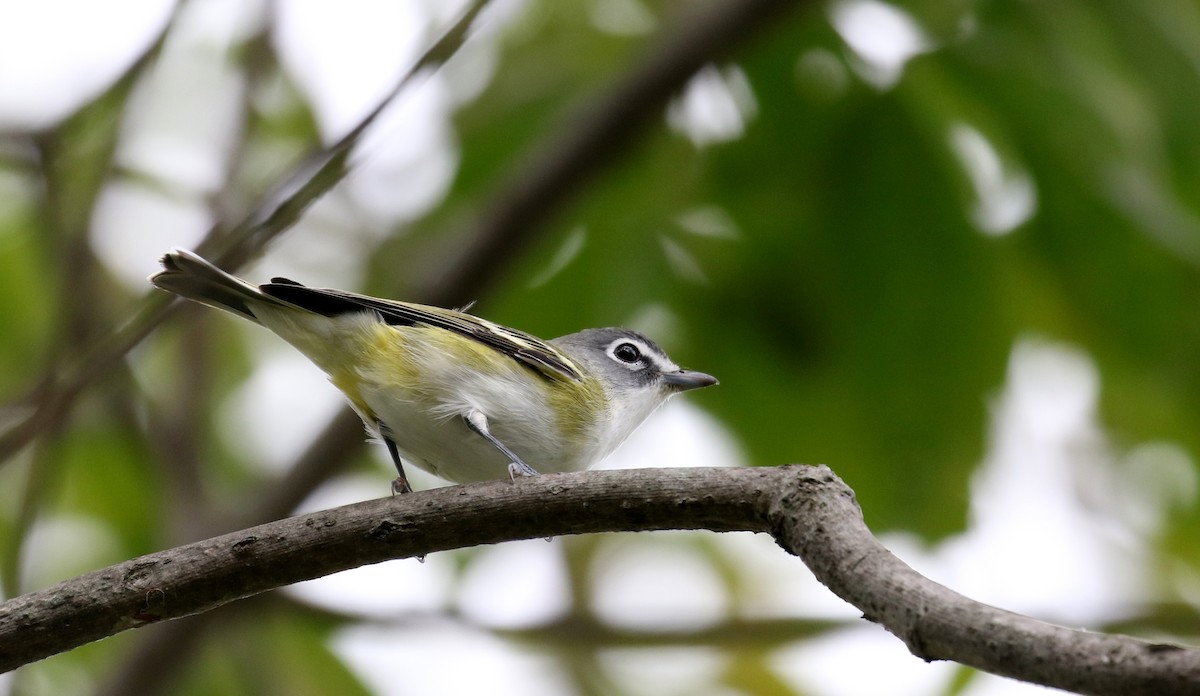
<box><xmin>261</xmin><ymin>281</ymin><xmax>582</xmax><ymax>381</ymax></box>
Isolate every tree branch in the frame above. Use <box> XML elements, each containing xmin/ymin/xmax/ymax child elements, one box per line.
<box><xmin>1</xmin><ymin>465</ymin><xmax>1194</xmax><ymax>694</ymax></box>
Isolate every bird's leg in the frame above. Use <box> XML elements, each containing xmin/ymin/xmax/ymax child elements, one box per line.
<box><xmin>379</xmin><ymin>422</ymin><xmax>413</xmax><ymax>495</ymax></box>
<box><xmin>463</xmin><ymin>410</ymin><xmax>539</xmax><ymax>481</ymax></box>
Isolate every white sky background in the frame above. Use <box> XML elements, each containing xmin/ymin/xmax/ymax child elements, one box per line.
<box><xmin>0</xmin><ymin>1</ymin><xmax>1193</xmax><ymax>695</ymax></box>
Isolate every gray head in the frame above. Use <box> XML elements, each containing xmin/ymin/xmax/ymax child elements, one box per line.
<box><xmin>549</xmin><ymin>328</ymin><xmax>716</xmax><ymax>464</ymax></box>
<box><xmin>551</xmin><ymin>327</ymin><xmax>717</xmax><ymax>393</ymax></box>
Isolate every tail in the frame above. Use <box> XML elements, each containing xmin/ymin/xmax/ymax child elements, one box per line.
<box><xmin>150</xmin><ymin>249</ymin><xmax>282</xmax><ymax>323</ymax></box>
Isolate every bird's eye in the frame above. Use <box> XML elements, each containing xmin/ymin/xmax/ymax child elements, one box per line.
<box><xmin>613</xmin><ymin>342</ymin><xmax>642</xmax><ymax>363</ymax></box>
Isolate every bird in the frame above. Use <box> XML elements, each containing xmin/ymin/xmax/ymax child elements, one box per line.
<box><xmin>150</xmin><ymin>249</ymin><xmax>718</xmax><ymax>493</ymax></box>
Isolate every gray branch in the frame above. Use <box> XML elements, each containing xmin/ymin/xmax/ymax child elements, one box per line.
<box><xmin>0</xmin><ymin>465</ymin><xmax>1195</xmax><ymax>694</ymax></box>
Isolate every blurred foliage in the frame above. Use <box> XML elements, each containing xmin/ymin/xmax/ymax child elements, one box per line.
<box><xmin>2</xmin><ymin>0</ymin><xmax>1200</xmax><ymax>694</ymax></box>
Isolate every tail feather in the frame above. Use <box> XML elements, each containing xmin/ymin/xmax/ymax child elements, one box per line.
<box><xmin>150</xmin><ymin>249</ymin><xmax>277</xmax><ymax>322</ymax></box>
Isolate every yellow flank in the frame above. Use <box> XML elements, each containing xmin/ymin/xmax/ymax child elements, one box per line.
<box><xmin>547</xmin><ymin>373</ymin><xmax>605</xmax><ymax>441</ymax></box>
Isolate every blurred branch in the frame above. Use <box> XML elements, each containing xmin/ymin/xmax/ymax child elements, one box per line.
<box><xmin>1</xmin><ymin>465</ymin><xmax>1194</xmax><ymax>695</ymax></box>
<box><xmin>1104</xmin><ymin>604</ymin><xmax>1200</xmax><ymax>640</ymax></box>
<box><xmin>500</xmin><ymin>614</ymin><xmax>847</xmax><ymax>649</ymax></box>
<box><xmin>146</xmin><ymin>315</ymin><xmax>217</xmax><ymax>542</ymax></box>
<box><xmin>432</xmin><ymin>0</ymin><xmax>800</xmax><ymax>306</ymax></box>
<box><xmin>0</xmin><ymin>0</ymin><xmax>492</xmax><ymax>470</ymax></box>
<box><xmin>0</xmin><ymin>3</ymin><xmax>178</xmax><ymax>467</ymax></box>
<box><xmin>265</xmin><ymin>596</ymin><xmax>851</xmax><ymax>648</ymax></box>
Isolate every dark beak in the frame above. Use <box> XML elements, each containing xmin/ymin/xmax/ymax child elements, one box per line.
<box><xmin>662</xmin><ymin>369</ymin><xmax>719</xmax><ymax>391</ymax></box>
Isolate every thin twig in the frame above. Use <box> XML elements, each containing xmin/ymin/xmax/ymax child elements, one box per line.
<box><xmin>0</xmin><ymin>0</ymin><xmax>493</xmax><ymax>470</ymax></box>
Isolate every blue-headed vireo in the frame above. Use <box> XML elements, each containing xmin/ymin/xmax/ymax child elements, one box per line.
<box><xmin>151</xmin><ymin>249</ymin><xmax>718</xmax><ymax>493</ymax></box>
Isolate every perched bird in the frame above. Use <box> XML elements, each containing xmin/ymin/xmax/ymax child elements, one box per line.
<box><xmin>150</xmin><ymin>249</ymin><xmax>718</xmax><ymax>493</ymax></box>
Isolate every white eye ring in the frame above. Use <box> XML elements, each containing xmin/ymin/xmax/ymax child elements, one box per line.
<box><xmin>606</xmin><ymin>339</ymin><xmax>649</xmax><ymax>369</ymax></box>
